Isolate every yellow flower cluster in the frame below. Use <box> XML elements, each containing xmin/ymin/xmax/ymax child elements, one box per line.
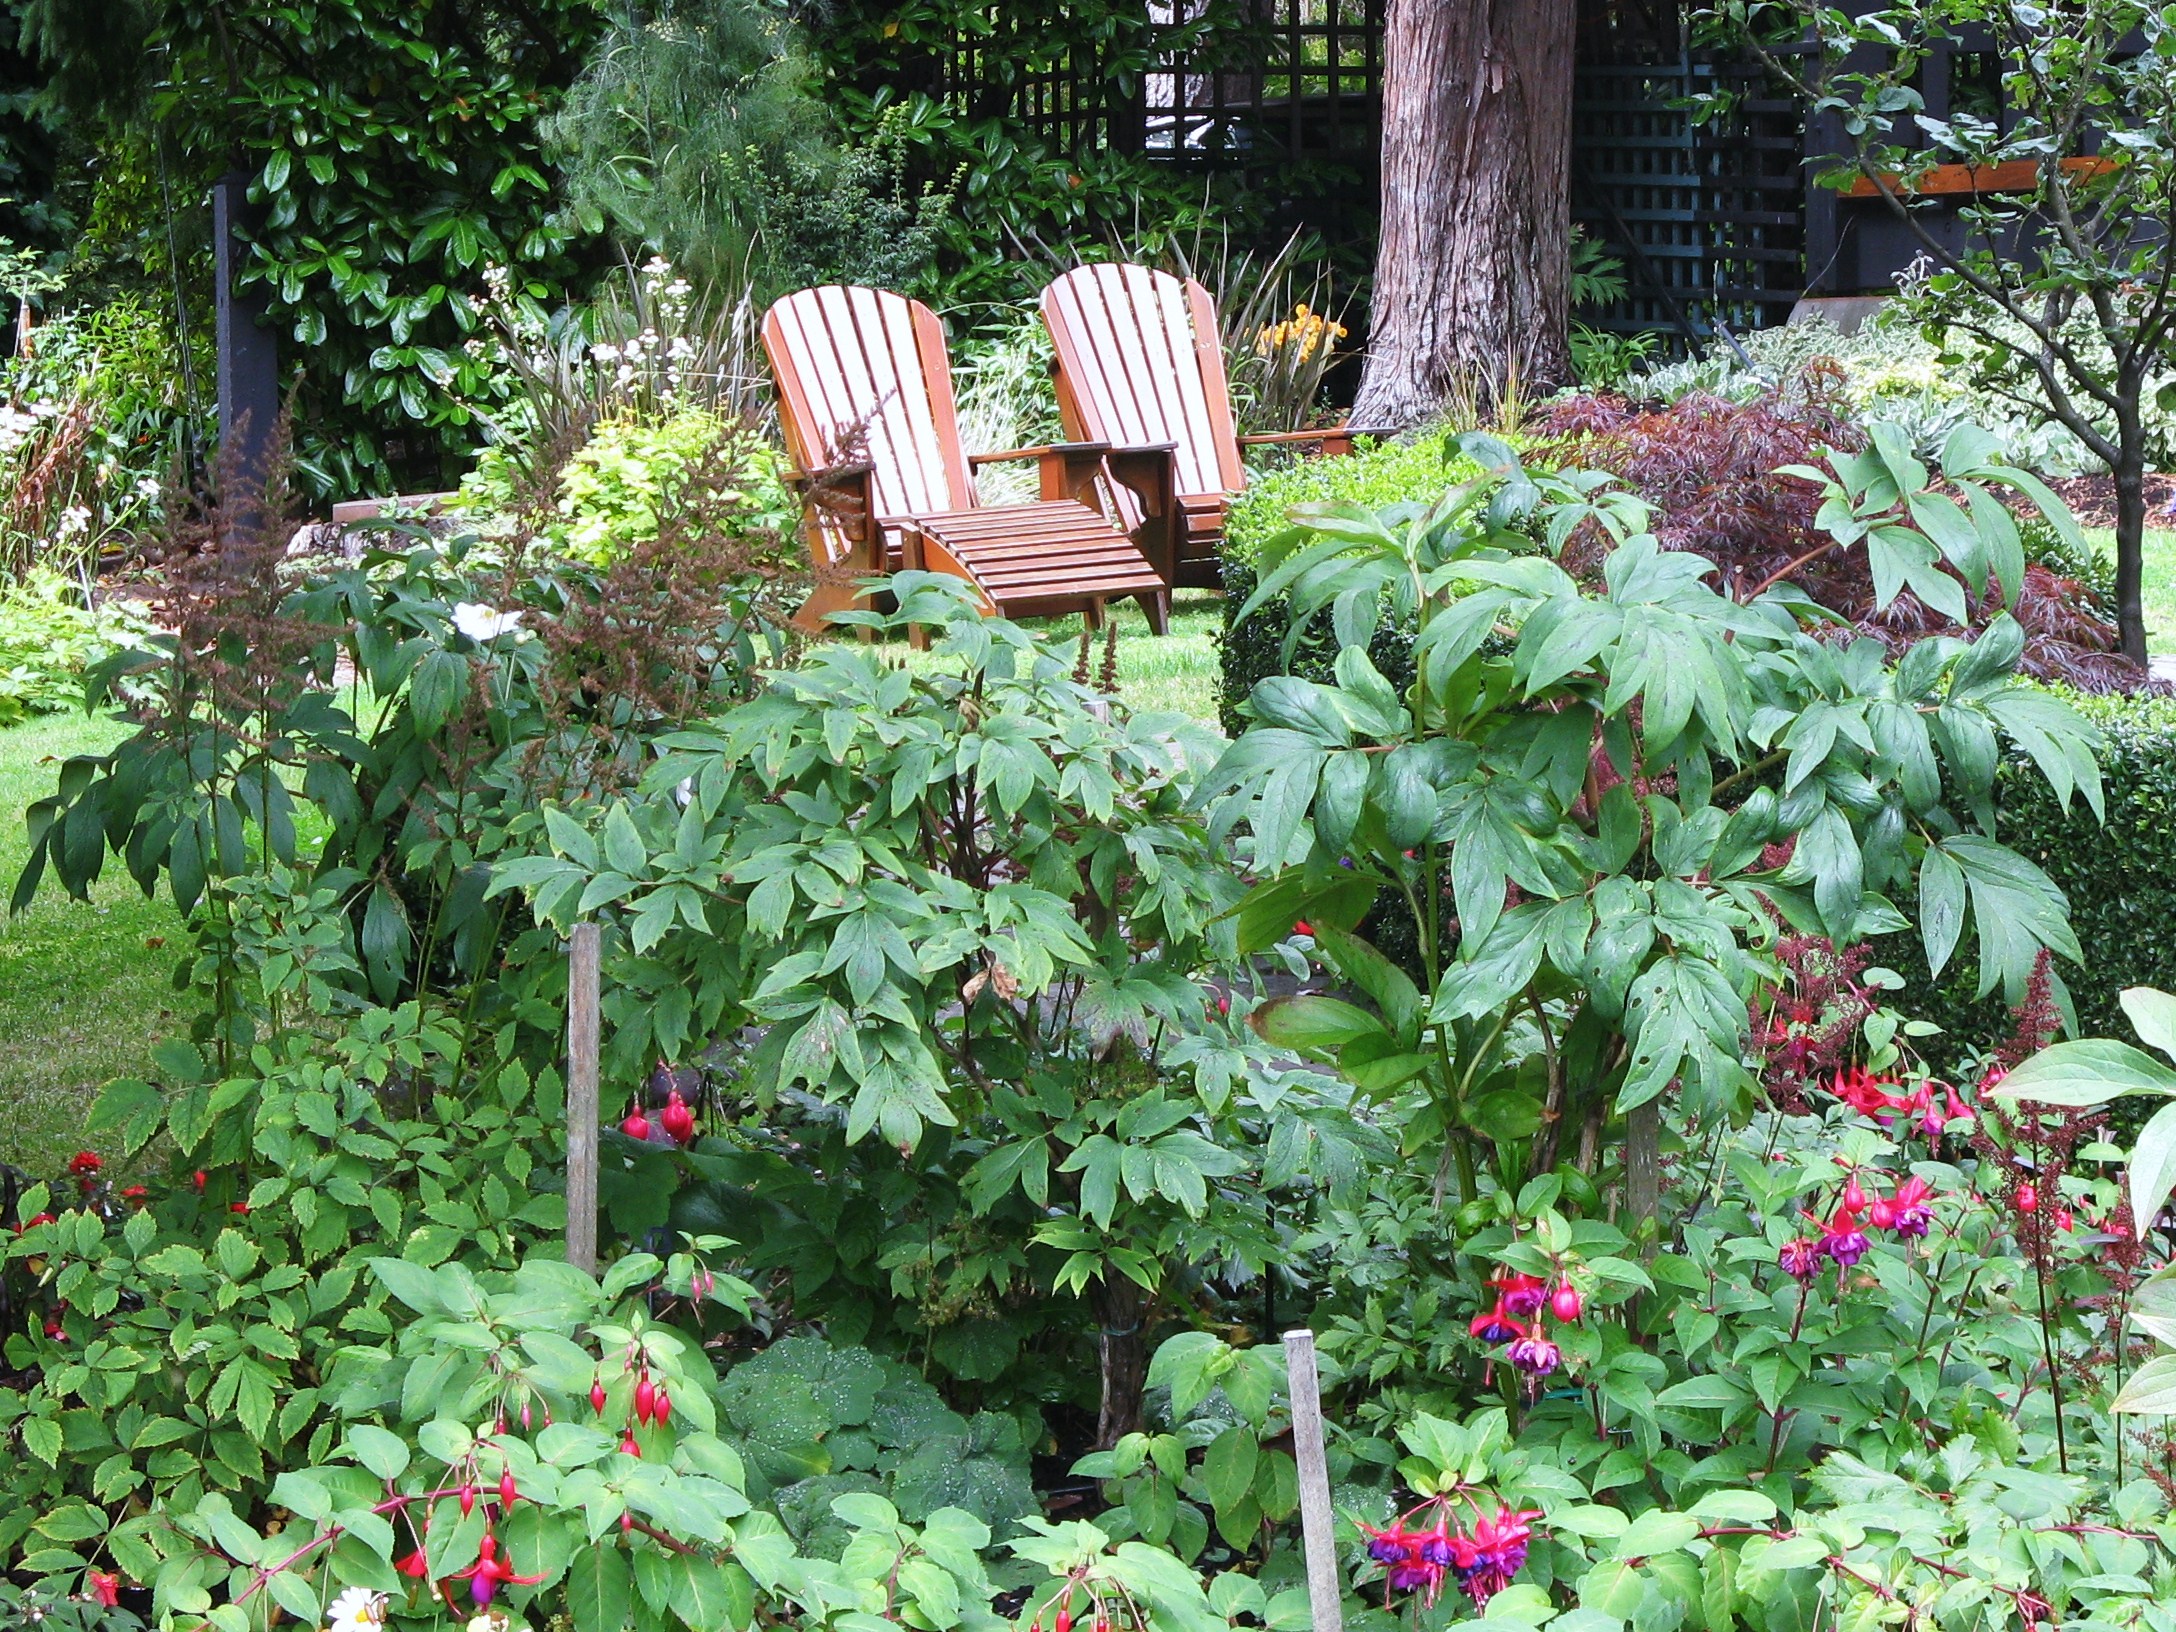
<box><xmin>1255</xmin><ymin>303</ymin><xmax>1347</xmax><ymax>364</ymax></box>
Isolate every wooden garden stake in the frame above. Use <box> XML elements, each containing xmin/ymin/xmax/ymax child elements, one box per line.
<box><xmin>1283</xmin><ymin>1328</ymin><xmax>1343</xmax><ymax>1632</ymax></box>
<box><xmin>565</xmin><ymin>921</ymin><xmax>601</xmax><ymax>1274</ymax></box>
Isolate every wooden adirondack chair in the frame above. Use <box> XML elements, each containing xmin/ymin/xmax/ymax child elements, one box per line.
<box><xmin>760</xmin><ymin>284</ymin><xmax>1177</xmax><ymax>642</ymax></box>
<box><xmin>1039</xmin><ymin>263</ymin><xmax>1389</xmax><ymax>589</ymax></box>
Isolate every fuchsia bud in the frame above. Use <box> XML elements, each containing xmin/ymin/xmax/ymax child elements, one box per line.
<box><xmin>1841</xmin><ymin>1174</ymin><xmax>1866</xmax><ymax>1214</ymax></box>
<box><xmin>499</xmin><ymin>1469</ymin><xmax>517</xmax><ymax>1510</ymax></box>
<box><xmin>620</xmin><ymin>1110</ymin><xmax>651</xmax><ymax>1140</ymax></box>
<box><xmin>660</xmin><ymin>1090</ymin><xmax>695</xmax><ymax>1146</ymax></box>
<box><xmin>458</xmin><ymin>1485</ymin><xmax>477</xmax><ymax>1518</ymax></box>
<box><xmin>591</xmin><ymin>1378</ymin><xmax>608</xmax><ymax>1415</ymax></box>
<box><xmin>621</xmin><ymin>1512</ymin><xmax>634</xmax><ymax>1533</ymax></box>
<box><xmin>652</xmin><ymin>1387</ymin><xmax>672</xmax><ymax>1424</ymax></box>
<box><xmin>634</xmin><ymin>1375</ymin><xmax>656</xmax><ymax>1424</ymax></box>
<box><xmin>2057</xmin><ymin>1208</ymin><xmax>2074</xmax><ymax>1232</ymax></box>
<box><xmin>1549</xmin><ymin>1283</ymin><xmax>1582</xmax><ymax>1323</ymax></box>
<box><xmin>620</xmin><ymin>1434</ymin><xmax>640</xmax><ymax>1458</ymax></box>
<box><xmin>2017</xmin><ymin>1183</ymin><xmax>2039</xmax><ymax>1215</ymax></box>
<box><xmin>520</xmin><ymin>1401</ymin><xmax>532</xmax><ymax>1432</ymax></box>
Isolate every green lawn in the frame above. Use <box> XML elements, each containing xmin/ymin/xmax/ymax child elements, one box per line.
<box><xmin>2087</xmin><ymin>525</ymin><xmax>2176</xmax><ymax>657</ymax></box>
<box><xmin>0</xmin><ymin>711</ymin><xmax>191</xmax><ymax>1176</ymax></box>
<box><xmin>934</xmin><ymin>590</ymin><xmax>1224</xmax><ymax>721</ymax></box>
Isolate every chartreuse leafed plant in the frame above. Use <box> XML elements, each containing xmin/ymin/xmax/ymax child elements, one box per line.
<box><xmin>492</xmin><ymin>576</ymin><xmax>1377</xmax><ymax>1444</ymax></box>
<box><xmin>1204</xmin><ymin>430</ymin><xmax>2100</xmax><ymax>1216</ymax></box>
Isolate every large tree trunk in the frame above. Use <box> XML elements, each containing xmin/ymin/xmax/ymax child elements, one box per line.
<box><xmin>1353</xmin><ymin>0</ymin><xmax>1578</xmax><ymax>428</ymax></box>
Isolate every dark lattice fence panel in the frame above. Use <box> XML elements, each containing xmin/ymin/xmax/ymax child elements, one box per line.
<box><xmin>1571</xmin><ymin>50</ymin><xmax>1804</xmax><ymax>350</ymax></box>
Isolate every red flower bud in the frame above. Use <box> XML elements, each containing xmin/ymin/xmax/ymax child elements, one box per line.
<box><xmin>499</xmin><ymin>1469</ymin><xmax>517</xmax><ymax>1509</ymax></box>
<box><xmin>2016</xmin><ymin>1183</ymin><xmax>2039</xmax><ymax>1214</ymax></box>
<box><xmin>652</xmin><ymin>1387</ymin><xmax>671</xmax><ymax>1424</ymax></box>
<box><xmin>2056</xmin><ymin>1208</ymin><xmax>2074</xmax><ymax>1232</ymax></box>
<box><xmin>459</xmin><ymin>1485</ymin><xmax>477</xmax><ymax>1518</ymax></box>
<box><xmin>1292</xmin><ymin>920</ymin><xmax>1313</xmax><ymax>938</ymax></box>
<box><xmin>660</xmin><ymin>1091</ymin><xmax>695</xmax><ymax>1146</ymax></box>
<box><xmin>620</xmin><ymin>1434</ymin><xmax>640</xmax><ymax>1458</ymax></box>
<box><xmin>1056</xmin><ymin>1608</ymin><xmax>1072</xmax><ymax>1632</ymax></box>
<box><xmin>621</xmin><ymin>1512</ymin><xmax>635</xmax><ymax>1532</ymax></box>
<box><xmin>1841</xmin><ymin>1175</ymin><xmax>1866</xmax><ymax>1213</ymax></box>
<box><xmin>229</xmin><ymin>1202</ymin><xmax>250</xmax><ymax>1214</ymax></box>
<box><xmin>1549</xmin><ymin>1284</ymin><xmax>1582</xmax><ymax>1323</ymax></box>
<box><xmin>192</xmin><ymin>1170</ymin><xmax>207</xmax><ymax>1191</ymax></box>
<box><xmin>621</xmin><ymin>1111</ymin><xmax>651</xmax><ymax>1141</ymax></box>
<box><xmin>635</xmin><ymin>1375</ymin><xmax>656</xmax><ymax>1424</ymax></box>
<box><xmin>591</xmin><ymin>1378</ymin><xmax>608</xmax><ymax>1415</ymax></box>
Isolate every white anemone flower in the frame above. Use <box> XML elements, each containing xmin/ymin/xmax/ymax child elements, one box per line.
<box><xmin>325</xmin><ymin>1587</ymin><xmax>389</xmax><ymax>1632</ymax></box>
<box><xmin>451</xmin><ymin>602</ymin><xmax>529</xmax><ymax>644</ymax></box>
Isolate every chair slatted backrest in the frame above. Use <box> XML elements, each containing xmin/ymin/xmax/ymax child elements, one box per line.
<box><xmin>1040</xmin><ymin>264</ymin><xmax>1246</xmax><ymax>502</ymax></box>
<box><xmin>761</xmin><ymin>286</ymin><xmax>977</xmax><ymax>560</ymax></box>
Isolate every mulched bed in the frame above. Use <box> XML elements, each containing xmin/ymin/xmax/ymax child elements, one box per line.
<box><xmin>2040</xmin><ymin>472</ymin><xmax>2176</xmax><ymax>528</ymax></box>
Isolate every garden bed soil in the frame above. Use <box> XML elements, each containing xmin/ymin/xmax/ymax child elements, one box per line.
<box><xmin>2041</xmin><ymin>472</ymin><xmax>2176</xmax><ymax>528</ymax></box>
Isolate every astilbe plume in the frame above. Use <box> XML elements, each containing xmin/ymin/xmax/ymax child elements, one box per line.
<box><xmin>1970</xmin><ymin>953</ymin><xmax>2095</xmax><ymax>1274</ymax></box>
<box><xmin>1535</xmin><ymin>377</ymin><xmax>2146</xmax><ymax>692</ymax></box>
<box><xmin>1750</xmin><ymin>932</ymin><xmax>1875</xmax><ymax>1111</ymax></box>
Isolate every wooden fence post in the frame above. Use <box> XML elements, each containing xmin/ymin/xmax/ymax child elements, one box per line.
<box><xmin>565</xmin><ymin>921</ymin><xmax>601</xmax><ymax>1275</ymax></box>
<box><xmin>1282</xmin><ymin>1328</ymin><xmax>1344</xmax><ymax>1632</ymax></box>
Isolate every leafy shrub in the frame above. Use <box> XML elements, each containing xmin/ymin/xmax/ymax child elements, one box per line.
<box><xmin>456</xmin><ymin>406</ymin><xmax>796</xmax><ymax>568</ymax></box>
<box><xmin>1537</xmin><ymin>384</ymin><xmax>2143</xmax><ymax>691</ymax></box>
<box><xmin>1893</xmin><ymin>689</ymin><xmax>2176</xmax><ymax>1060</ymax></box>
<box><xmin>0</xmin><ymin>569</ymin><xmax>149</xmax><ymax>726</ymax></box>
<box><xmin>1210</xmin><ymin>436</ymin><xmax>2096</xmax><ymax>1214</ymax></box>
<box><xmin>15</xmin><ymin>447</ymin><xmax>788</xmax><ymax>1059</ymax></box>
<box><xmin>1219</xmin><ymin>433</ymin><xmax>1494</xmax><ymax>730</ymax></box>
<box><xmin>494</xmin><ymin>577</ymin><xmax>1377</xmax><ymax>1442</ymax></box>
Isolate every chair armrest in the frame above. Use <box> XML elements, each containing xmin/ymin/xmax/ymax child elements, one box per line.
<box><xmin>968</xmin><ymin>441</ymin><xmax>1112</xmax><ymax>467</ymax></box>
<box><xmin>1237</xmin><ymin>426</ymin><xmax>1397</xmax><ymax>454</ymax></box>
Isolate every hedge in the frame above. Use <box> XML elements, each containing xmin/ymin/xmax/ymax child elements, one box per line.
<box><xmin>1217</xmin><ymin>431</ymin><xmax>1485</xmax><ymax>733</ymax></box>
<box><xmin>1888</xmin><ymin>690</ymin><xmax>2176</xmax><ymax>1062</ymax></box>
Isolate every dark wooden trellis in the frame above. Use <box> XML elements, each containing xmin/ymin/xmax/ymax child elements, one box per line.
<box><xmin>905</xmin><ymin>1</ymin><xmax>1810</xmax><ymax>348</ymax></box>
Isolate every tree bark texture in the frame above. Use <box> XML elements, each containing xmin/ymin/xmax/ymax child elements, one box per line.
<box><xmin>1354</xmin><ymin>0</ymin><xmax>1578</xmax><ymax>428</ymax></box>
<box><xmin>1092</xmin><ymin>1276</ymin><xmax>1150</xmax><ymax>1448</ymax></box>
<box><xmin>2113</xmin><ymin>454</ymin><xmax>2150</xmax><ymax>666</ymax></box>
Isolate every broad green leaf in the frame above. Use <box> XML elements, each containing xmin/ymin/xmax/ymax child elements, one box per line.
<box><xmin>1995</xmin><ymin>1039</ymin><xmax>2176</xmax><ymax>1107</ymax></box>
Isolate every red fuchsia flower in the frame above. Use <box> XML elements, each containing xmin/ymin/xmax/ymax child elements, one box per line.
<box><xmin>1458</xmin><ymin>1507</ymin><xmax>1541</xmax><ymax>1608</ymax></box>
<box><xmin>1831</xmin><ymin>1066</ymin><xmax>1904</xmax><ymax>1120</ymax></box>
<box><xmin>1492</xmin><ymin>1269</ymin><xmax>1549</xmax><ymax>1318</ymax></box>
<box><xmin>84</xmin><ymin>1571</ymin><xmax>120</xmax><ymax>1609</ymax></box>
<box><xmin>1886</xmin><ymin>1176</ymin><xmax>1934</xmax><ymax>1237</ymax></box>
<box><xmin>1549</xmin><ymin>1283</ymin><xmax>1583</xmax><ymax>1323</ymax></box>
<box><xmin>1469</xmin><ymin>1302</ymin><xmax>1521</xmax><ymax>1344</ymax></box>
<box><xmin>1292</xmin><ymin>920</ymin><xmax>1313</xmax><ymax>938</ymax></box>
<box><xmin>1779</xmin><ymin>1237</ymin><xmax>1823</xmax><ymax>1281</ymax></box>
<box><xmin>120</xmin><ymin>1185</ymin><xmax>149</xmax><ymax>1207</ymax></box>
<box><xmin>451</xmin><ymin>1533</ymin><xmax>545</xmax><ymax>1607</ymax></box>
<box><xmin>1506</xmin><ymin>1332</ymin><xmax>1560</xmax><ymax>1377</ymax></box>
<box><xmin>67</xmin><ymin>1151</ymin><xmax>102</xmax><ymax>1177</ymax></box>
<box><xmin>1820</xmin><ymin>1209</ymin><xmax>1870</xmax><ymax>1267</ymax></box>
<box><xmin>659</xmin><ymin>1089</ymin><xmax>695</xmax><ymax>1146</ymax></box>
<box><xmin>395</xmin><ymin>1549</ymin><xmax>431</xmax><ymax>1579</ymax></box>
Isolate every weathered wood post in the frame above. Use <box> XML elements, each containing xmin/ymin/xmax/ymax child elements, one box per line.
<box><xmin>1282</xmin><ymin>1328</ymin><xmax>1343</xmax><ymax>1632</ymax></box>
<box><xmin>565</xmin><ymin>922</ymin><xmax>601</xmax><ymax>1273</ymax></box>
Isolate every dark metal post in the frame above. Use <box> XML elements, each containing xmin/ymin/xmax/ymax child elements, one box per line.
<box><xmin>213</xmin><ymin>169</ymin><xmax>280</xmax><ymax>489</ymax></box>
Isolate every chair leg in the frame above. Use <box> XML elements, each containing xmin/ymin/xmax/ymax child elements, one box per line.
<box><xmin>908</xmin><ymin>623</ymin><xmax>932</xmax><ymax>653</ymax></box>
<box><xmin>1083</xmin><ymin>598</ymin><xmax>1106</xmax><ymax>631</ymax></box>
<box><xmin>1137</xmin><ymin>589</ymin><xmax>1170</xmax><ymax>636</ymax></box>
